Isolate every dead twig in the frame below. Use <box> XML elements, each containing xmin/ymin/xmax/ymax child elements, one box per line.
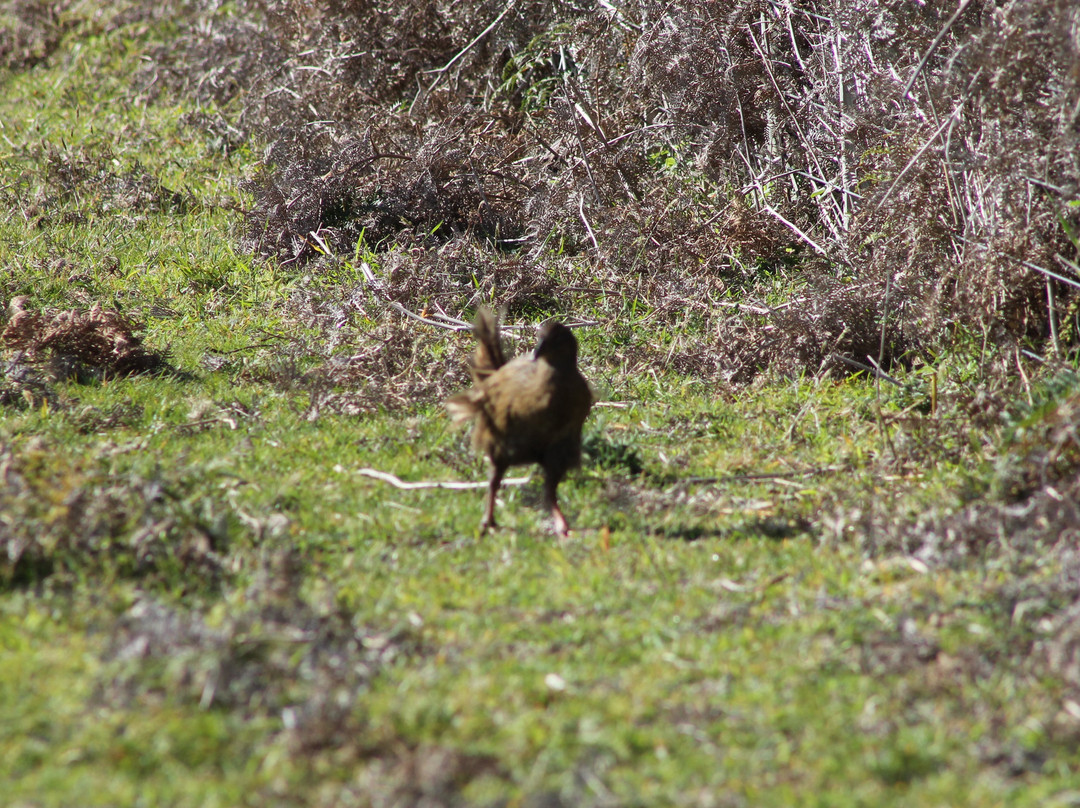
<box><xmin>578</xmin><ymin>192</ymin><xmax>599</xmax><ymax>252</ymax></box>
<box><xmin>357</xmin><ymin>468</ymin><xmax>531</xmax><ymax>490</ymax></box>
<box><xmin>901</xmin><ymin>0</ymin><xmax>975</xmax><ymax>100</ymax></box>
<box><xmin>874</xmin><ymin>68</ymin><xmax>983</xmax><ymax>212</ymax></box>
<box><xmin>733</xmin><ymin>146</ymin><xmax>836</xmax><ymax>260</ymax></box>
<box><xmin>411</xmin><ymin>0</ymin><xmax>516</xmax><ymax>112</ymax></box>
<box><xmin>830</xmin><ymin>353</ymin><xmax>902</xmax><ymax>386</ymax></box>
<box><xmin>387</xmin><ymin>301</ymin><xmax>472</xmax><ymax>331</ymax></box>
<box><xmin>559</xmin><ymin>48</ymin><xmax>601</xmax><ymax>207</ymax></box>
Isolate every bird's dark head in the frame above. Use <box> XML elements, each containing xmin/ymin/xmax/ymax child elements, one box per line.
<box><xmin>533</xmin><ymin>321</ymin><xmax>579</xmax><ymax>367</ymax></box>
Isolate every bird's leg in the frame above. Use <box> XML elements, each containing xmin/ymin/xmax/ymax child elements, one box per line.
<box><xmin>542</xmin><ymin>475</ymin><xmax>570</xmax><ymax>537</ymax></box>
<box><xmin>481</xmin><ymin>461</ymin><xmax>506</xmax><ymax>533</ymax></box>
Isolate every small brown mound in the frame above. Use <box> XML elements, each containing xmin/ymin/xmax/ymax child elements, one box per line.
<box><xmin>2</xmin><ymin>297</ymin><xmax>168</xmax><ymax>380</ymax></box>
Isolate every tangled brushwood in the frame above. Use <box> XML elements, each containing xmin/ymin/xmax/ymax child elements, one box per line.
<box><xmin>136</xmin><ymin>0</ymin><xmax>1080</xmax><ymax>382</ymax></box>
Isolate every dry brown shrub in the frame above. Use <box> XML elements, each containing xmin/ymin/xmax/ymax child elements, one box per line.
<box><xmin>97</xmin><ymin>552</ymin><xmax>438</xmax><ymax>765</ymax></box>
<box><xmin>241</xmin><ymin>108</ymin><xmax>533</xmax><ymax>265</ymax></box>
<box><xmin>102</xmin><ymin>583</ymin><xmax>421</xmax><ymax>719</ymax></box>
<box><xmin>848</xmin><ymin>0</ymin><xmax>1080</xmax><ymax>346</ymax></box>
<box><xmin>2</xmin><ymin>296</ymin><xmax>168</xmax><ymax>380</ymax></box>
<box><xmin>149</xmin><ymin>0</ymin><xmax>1080</xmax><ymax>384</ymax></box>
<box><xmin>253</xmin><ymin>275</ymin><xmax>473</xmax><ymax>416</ymax></box>
<box><xmin>622</xmin><ymin>0</ymin><xmax>1080</xmax><ymax>378</ymax></box>
<box><xmin>0</xmin><ymin>0</ymin><xmax>75</xmax><ymax>71</ymax></box>
<box><xmin>298</xmin><ymin>322</ymin><xmax>469</xmax><ymax>418</ymax></box>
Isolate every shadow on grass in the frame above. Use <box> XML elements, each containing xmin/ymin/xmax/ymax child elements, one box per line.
<box><xmin>648</xmin><ymin>515</ymin><xmax>811</xmax><ymax>543</ymax></box>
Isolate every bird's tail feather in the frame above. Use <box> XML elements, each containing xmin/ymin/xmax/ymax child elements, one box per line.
<box><xmin>471</xmin><ymin>307</ymin><xmax>506</xmax><ymax>379</ymax></box>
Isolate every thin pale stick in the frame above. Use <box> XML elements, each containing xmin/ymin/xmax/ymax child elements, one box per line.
<box><xmin>357</xmin><ymin>468</ymin><xmax>530</xmax><ymax>490</ymax></box>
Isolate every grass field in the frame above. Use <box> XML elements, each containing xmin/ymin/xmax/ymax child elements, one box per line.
<box><xmin>3</xmin><ymin>2</ymin><xmax>1080</xmax><ymax>806</ymax></box>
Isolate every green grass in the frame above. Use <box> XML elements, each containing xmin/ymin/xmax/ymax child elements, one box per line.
<box><xmin>2</xmin><ymin>3</ymin><xmax>1080</xmax><ymax>806</ymax></box>
<box><xmin>4</xmin><ymin>366</ymin><xmax>1075</xmax><ymax>805</ymax></box>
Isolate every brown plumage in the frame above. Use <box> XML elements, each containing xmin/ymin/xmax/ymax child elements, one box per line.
<box><xmin>446</xmin><ymin>309</ymin><xmax>593</xmax><ymax>536</ymax></box>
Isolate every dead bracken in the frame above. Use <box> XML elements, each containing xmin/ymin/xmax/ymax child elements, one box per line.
<box><xmin>2</xmin><ymin>296</ymin><xmax>168</xmax><ymax>380</ymax></box>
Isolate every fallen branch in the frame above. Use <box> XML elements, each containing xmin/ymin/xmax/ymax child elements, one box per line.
<box><xmin>387</xmin><ymin>301</ymin><xmax>472</xmax><ymax>331</ymax></box>
<box><xmin>761</xmin><ymin>202</ymin><xmax>829</xmax><ymax>257</ymax></box>
<box><xmin>357</xmin><ymin>467</ymin><xmax>531</xmax><ymax>490</ymax></box>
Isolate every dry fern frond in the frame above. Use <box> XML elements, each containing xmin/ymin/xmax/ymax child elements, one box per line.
<box><xmin>2</xmin><ymin>297</ymin><xmax>168</xmax><ymax>379</ymax></box>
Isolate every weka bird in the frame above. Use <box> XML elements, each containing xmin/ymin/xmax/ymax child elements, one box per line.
<box><xmin>446</xmin><ymin>309</ymin><xmax>592</xmax><ymax>536</ymax></box>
